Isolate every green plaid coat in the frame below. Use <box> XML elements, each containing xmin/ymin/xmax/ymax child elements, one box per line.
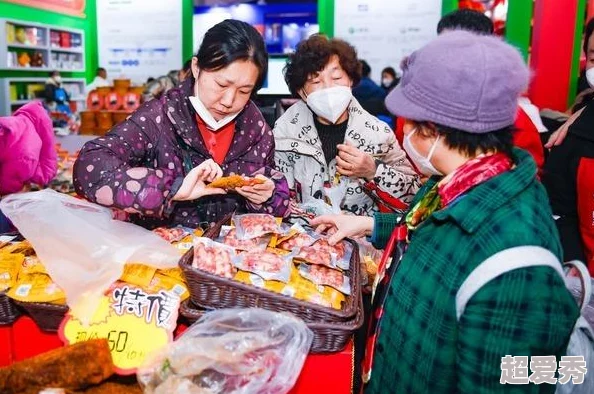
<box><xmin>366</xmin><ymin>149</ymin><xmax>579</xmax><ymax>393</ymax></box>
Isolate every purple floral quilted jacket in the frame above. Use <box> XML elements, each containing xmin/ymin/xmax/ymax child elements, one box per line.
<box><xmin>73</xmin><ymin>79</ymin><xmax>290</xmax><ymax>229</ymax></box>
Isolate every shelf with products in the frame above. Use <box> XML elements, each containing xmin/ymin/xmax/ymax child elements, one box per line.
<box><xmin>0</xmin><ymin>77</ymin><xmax>86</xmax><ymax>116</ymax></box>
<box><xmin>0</xmin><ymin>18</ymin><xmax>85</xmax><ymax>73</ymax></box>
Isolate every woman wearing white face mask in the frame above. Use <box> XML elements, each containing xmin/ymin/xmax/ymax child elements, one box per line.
<box><xmin>273</xmin><ymin>34</ymin><xmax>419</xmax><ymax>217</ymax></box>
<box><xmin>73</xmin><ymin>20</ymin><xmax>289</xmax><ymax>229</ymax></box>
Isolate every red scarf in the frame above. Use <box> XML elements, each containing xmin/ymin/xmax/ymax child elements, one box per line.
<box><xmin>438</xmin><ymin>152</ymin><xmax>512</xmax><ymax>206</ymax></box>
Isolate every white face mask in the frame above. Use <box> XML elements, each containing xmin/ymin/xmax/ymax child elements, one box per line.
<box><xmin>53</xmin><ymin>76</ymin><xmax>62</xmax><ymax>84</ymax></box>
<box><xmin>305</xmin><ymin>86</ymin><xmax>352</xmax><ymax>124</ymax></box>
<box><xmin>189</xmin><ymin>94</ymin><xmax>240</xmax><ymax>131</ymax></box>
<box><xmin>403</xmin><ymin>128</ymin><xmax>443</xmax><ymax>176</ymax></box>
<box><xmin>382</xmin><ymin>78</ymin><xmax>393</xmax><ymax>87</ymax></box>
<box><xmin>586</xmin><ymin>68</ymin><xmax>594</xmax><ymax>88</ymax></box>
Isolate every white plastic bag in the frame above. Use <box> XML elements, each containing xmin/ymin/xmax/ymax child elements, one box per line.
<box><xmin>299</xmin><ymin>177</ymin><xmax>348</xmax><ymax>216</ymax></box>
<box><xmin>0</xmin><ymin>190</ymin><xmax>180</xmax><ymax>323</ymax></box>
<box><xmin>137</xmin><ymin>308</ymin><xmax>313</xmax><ymax>394</ymax></box>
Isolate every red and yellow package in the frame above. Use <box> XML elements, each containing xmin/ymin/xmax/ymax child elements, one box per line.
<box><xmin>18</xmin><ymin>255</ymin><xmax>47</xmax><ymax>276</ymax></box>
<box><xmin>7</xmin><ymin>273</ymin><xmax>66</xmax><ymax>304</ymax></box>
<box><xmin>0</xmin><ymin>253</ymin><xmax>23</xmax><ymax>291</ymax></box>
<box><xmin>298</xmin><ymin>264</ymin><xmax>351</xmax><ymax>295</ymax></box>
<box><xmin>119</xmin><ymin>263</ymin><xmax>157</xmax><ymax>288</ymax></box>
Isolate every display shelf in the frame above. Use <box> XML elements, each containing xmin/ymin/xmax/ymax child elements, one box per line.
<box><xmin>0</xmin><ymin>77</ymin><xmax>86</xmax><ymax>116</ymax></box>
<box><xmin>0</xmin><ymin>18</ymin><xmax>85</xmax><ymax>73</ymax></box>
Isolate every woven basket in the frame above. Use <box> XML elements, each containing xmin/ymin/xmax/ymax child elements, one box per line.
<box><xmin>14</xmin><ymin>301</ymin><xmax>69</xmax><ymax>332</ymax></box>
<box><xmin>180</xmin><ymin>239</ymin><xmax>361</xmax><ymax>324</ymax></box>
<box><xmin>0</xmin><ymin>292</ymin><xmax>20</xmax><ymax>325</ymax></box>
<box><xmin>179</xmin><ymin>299</ymin><xmax>363</xmax><ymax>354</ymax></box>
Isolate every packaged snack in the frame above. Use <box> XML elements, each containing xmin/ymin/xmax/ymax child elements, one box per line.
<box><xmin>152</xmin><ymin>226</ymin><xmax>192</xmax><ymax>243</ymax></box>
<box><xmin>158</xmin><ymin>267</ymin><xmax>185</xmax><ymax>282</ymax></box>
<box><xmin>119</xmin><ymin>263</ymin><xmax>157</xmax><ymax>288</ymax></box>
<box><xmin>207</xmin><ymin>174</ymin><xmax>265</xmax><ymax>190</ymax></box>
<box><xmin>3</xmin><ymin>240</ymin><xmax>35</xmax><ymax>256</ymax></box>
<box><xmin>217</xmin><ymin>226</ymin><xmax>269</xmax><ymax>251</ymax></box>
<box><xmin>192</xmin><ymin>238</ymin><xmax>237</xmax><ymax>279</ymax></box>
<box><xmin>233</xmin><ymin>213</ymin><xmax>283</xmax><ymax>240</ymax></box>
<box><xmin>276</xmin><ymin>224</ymin><xmax>319</xmax><ymax>251</ymax></box>
<box><xmin>298</xmin><ymin>264</ymin><xmax>351</xmax><ymax>295</ymax></box>
<box><xmin>234</xmin><ymin>249</ymin><xmax>292</xmax><ymax>283</ymax></box>
<box><xmin>0</xmin><ymin>253</ymin><xmax>23</xmax><ymax>291</ymax></box>
<box><xmin>7</xmin><ymin>273</ymin><xmax>66</xmax><ymax>303</ymax></box>
<box><xmin>295</xmin><ymin>239</ymin><xmax>352</xmax><ymax>270</ymax></box>
<box><xmin>146</xmin><ymin>273</ymin><xmax>189</xmax><ymax>301</ymax></box>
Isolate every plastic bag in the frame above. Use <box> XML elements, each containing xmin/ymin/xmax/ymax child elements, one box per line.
<box><xmin>298</xmin><ymin>263</ymin><xmax>351</xmax><ymax>295</ymax></box>
<box><xmin>217</xmin><ymin>226</ymin><xmax>269</xmax><ymax>252</ymax></box>
<box><xmin>137</xmin><ymin>308</ymin><xmax>313</xmax><ymax>394</ymax></box>
<box><xmin>0</xmin><ymin>190</ymin><xmax>180</xmax><ymax>323</ymax></box>
<box><xmin>192</xmin><ymin>237</ymin><xmax>237</xmax><ymax>279</ymax></box>
<box><xmin>234</xmin><ymin>249</ymin><xmax>293</xmax><ymax>283</ymax></box>
<box><xmin>295</xmin><ymin>239</ymin><xmax>352</xmax><ymax>270</ymax></box>
<box><xmin>299</xmin><ymin>178</ymin><xmax>348</xmax><ymax>217</ymax></box>
<box><xmin>233</xmin><ymin>213</ymin><xmax>283</xmax><ymax>240</ymax></box>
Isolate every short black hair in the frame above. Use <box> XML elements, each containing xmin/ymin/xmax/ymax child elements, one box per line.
<box><xmin>437</xmin><ymin>9</ymin><xmax>494</xmax><ymax>35</ymax></box>
<box><xmin>382</xmin><ymin>67</ymin><xmax>397</xmax><ymax>78</ymax></box>
<box><xmin>584</xmin><ymin>18</ymin><xmax>594</xmax><ymax>55</ymax></box>
<box><xmin>360</xmin><ymin>60</ymin><xmax>371</xmax><ymax>77</ymax></box>
<box><xmin>97</xmin><ymin>67</ymin><xmax>106</xmax><ymax>75</ymax></box>
<box><xmin>284</xmin><ymin>34</ymin><xmax>361</xmax><ymax>96</ymax></box>
<box><xmin>196</xmin><ymin>19</ymin><xmax>268</xmax><ymax>93</ymax></box>
<box><xmin>50</xmin><ymin>70</ymin><xmax>59</xmax><ymax>77</ymax></box>
<box><xmin>417</xmin><ymin>121</ymin><xmax>515</xmax><ymax>159</ymax></box>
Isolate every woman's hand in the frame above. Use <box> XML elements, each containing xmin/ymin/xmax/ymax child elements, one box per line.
<box><xmin>236</xmin><ymin>174</ymin><xmax>275</xmax><ymax>205</ymax></box>
<box><xmin>173</xmin><ymin>159</ymin><xmax>226</xmax><ymax>201</ymax></box>
<box><xmin>310</xmin><ymin>214</ymin><xmax>374</xmax><ymax>245</ymax></box>
<box><xmin>336</xmin><ymin>143</ymin><xmax>377</xmax><ymax>180</ymax></box>
<box><xmin>545</xmin><ymin>107</ymin><xmax>585</xmax><ymax>149</ymax></box>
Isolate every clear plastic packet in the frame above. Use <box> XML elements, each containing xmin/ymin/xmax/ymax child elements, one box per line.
<box><xmin>217</xmin><ymin>226</ymin><xmax>269</xmax><ymax>251</ymax></box>
<box><xmin>152</xmin><ymin>226</ymin><xmax>193</xmax><ymax>243</ymax></box>
<box><xmin>192</xmin><ymin>237</ymin><xmax>237</xmax><ymax>279</ymax></box>
<box><xmin>233</xmin><ymin>213</ymin><xmax>283</xmax><ymax>240</ymax></box>
<box><xmin>275</xmin><ymin>223</ymin><xmax>320</xmax><ymax>251</ymax></box>
<box><xmin>137</xmin><ymin>308</ymin><xmax>313</xmax><ymax>394</ymax></box>
<box><xmin>234</xmin><ymin>249</ymin><xmax>293</xmax><ymax>283</ymax></box>
<box><xmin>295</xmin><ymin>239</ymin><xmax>352</xmax><ymax>271</ymax></box>
<box><xmin>298</xmin><ymin>263</ymin><xmax>351</xmax><ymax>295</ymax></box>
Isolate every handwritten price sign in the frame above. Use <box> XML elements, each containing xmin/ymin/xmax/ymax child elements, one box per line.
<box><xmin>59</xmin><ymin>283</ymin><xmax>180</xmax><ymax>374</ymax></box>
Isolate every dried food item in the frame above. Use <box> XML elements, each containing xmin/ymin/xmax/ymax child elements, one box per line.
<box><xmin>206</xmin><ymin>175</ymin><xmax>265</xmax><ymax>190</ymax></box>
<box><xmin>234</xmin><ymin>249</ymin><xmax>292</xmax><ymax>282</ymax></box>
<box><xmin>0</xmin><ymin>339</ymin><xmax>113</xmax><ymax>393</ymax></box>
<box><xmin>152</xmin><ymin>227</ymin><xmax>191</xmax><ymax>243</ymax></box>
<box><xmin>233</xmin><ymin>214</ymin><xmax>283</xmax><ymax>240</ymax></box>
<box><xmin>295</xmin><ymin>239</ymin><xmax>352</xmax><ymax>270</ymax></box>
<box><xmin>298</xmin><ymin>264</ymin><xmax>351</xmax><ymax>295</ymax></box>
<box><xmin>192</xmin><ymin>238</ymin><xmax>237</xmax><ymax>279</ymax></box>
<box><xmin>217</xmin><ymin>226</ymin><xmax>269</xmax><ymax>252</ymax></box>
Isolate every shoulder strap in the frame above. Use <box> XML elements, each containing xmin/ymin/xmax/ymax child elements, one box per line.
<box><xmin>455</xmin><ymin>246</ymin><xmax>565</xmax><ymax>321</ymax></box>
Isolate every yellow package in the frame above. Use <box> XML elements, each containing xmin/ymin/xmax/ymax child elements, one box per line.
<box><xmin>158</xmin><ymin>267</ymin><xmax>185</xmax><ymax>283</ymax></box>
<box><xmin>233</xmin><ymin>263</ymin><xmax>346</xmax><ymax>310</ymax></box>
<box><xmin>0</xmin><ymin>253</ymin><xmax>24</xmax><ymax>291</ymax></box>
<box><xmin>146</xmin><ymin>272</ymin><xmax>189</xmax><ymax>301</ymax></box>
<box><xmin>3</xmin><ymin>240</ymin><xmax>35</xmax><ymax>256</ymax></box>
<box><xmin>7</xmin><ymin>273</ymin><xmax>66</xmax><ymax>303</ymax></box>
<box><xmin>120</xmin><ymin>263</ymin><xmax>157</xmax><ymax>288</ymax></box>
<box><xmin>19</xmin><ymin>255</ymin><xmax>47</xmax><ymax>276</ymax></box>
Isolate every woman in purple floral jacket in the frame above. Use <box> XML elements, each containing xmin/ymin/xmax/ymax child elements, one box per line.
<box><xmin>74</xmin><ymin>20</ymin><xmax>289</xmax><ymax>229</ymax></box>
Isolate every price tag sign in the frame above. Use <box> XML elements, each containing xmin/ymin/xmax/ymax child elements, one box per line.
<box><xmin>59</xmin><ymin>283</ymin><xmax>180</xmax><ymax>375</ymax></box>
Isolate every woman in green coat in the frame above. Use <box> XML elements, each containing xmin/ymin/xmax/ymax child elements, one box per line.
<box><xmin>312</xmin><ymin>31</ymin><xmax>578</xmax><ymax>394</ymax></box>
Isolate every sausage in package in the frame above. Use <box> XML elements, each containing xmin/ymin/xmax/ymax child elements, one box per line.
<box><xmin>217</xmin><ymin>226</ymin><xmax>269</xmax><ymax>251</ymax></box>
<box><xmin>233</xmin><ymin>213</ymin><xmax>283</xmax><ymax>240</ymax></box>
<box><xmin>298</xmin><ymin>263</ymin><xmax>351</xmax><ymax>295</ymax></box>
<box><xmin>152</xmin><ymin>226</ymin><xmax>193</xmax><ymax>243</ymax></box>
<box><xmin>295</xmin><ymin>239</ymin><xmax>353</xmax><ymax>270</ymax></box>
<box><xmin>275</xmin><ymin>223</ymin><xmax>320</xmax><ymax>251</ymax></box>
<box><xmin>234</xmin><ymin>249</ymin><xmax>293</xmax><ymax>283</ymax></box>
<box><xmin>192</xmin><ymin>238</ymin><xmax>237</xmax><ymax>279</ymax></box>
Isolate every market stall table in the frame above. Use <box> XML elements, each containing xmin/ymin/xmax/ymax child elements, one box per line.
<box><xmin>0</xmin><ymin>316</ymin><xmax>354</xmax><ymax>394</ymax></box>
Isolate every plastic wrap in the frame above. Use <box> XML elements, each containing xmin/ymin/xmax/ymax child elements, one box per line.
<box><xmin>233</xmin><ymin>250</ymin><xmax>293</xmax><ymax>283</ymax></box>
<box><xmin>137</xmin><ymin>308</ymin><xmax>313</xmax><ymax>394</ymax></box>
<box><xmin>192</xmin><ymin>238</ymin><xmax>237</xmax><ymax>279</ymax></box>
<box><xmin>233</xmin><ymin>214</ymin><xmax>283</xmax><ymax>240</ymax></box>
<box><xmin>0</xmin><ymin>190</ymin><xmax>180</xmax><ymax>323</ymax></box>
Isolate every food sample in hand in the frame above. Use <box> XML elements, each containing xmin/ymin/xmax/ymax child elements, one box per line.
<box><xmin>206</xmin><ymin>174</ymin><xmax>265</xmax><ymax>190</ymax></box>
<box><xmin>192</xmin><ymin>238</ymin><xmax>237</xmax><ymax>279</ymax></box>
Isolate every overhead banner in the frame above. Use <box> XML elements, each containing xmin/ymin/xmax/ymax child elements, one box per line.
<box><xmin>334</xmin><ymin>0</ymin><xmax>442</xmax><ymax>82</ymax></box>
<box><xmin>2</xmin><ymin>0</ymin><xmax>86</xmax><ymax>17</ymax></box>
<box><xmin>97</xmin><ymin>0</ymin><xmax>183</xmax><ymax>84</ymax></box>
